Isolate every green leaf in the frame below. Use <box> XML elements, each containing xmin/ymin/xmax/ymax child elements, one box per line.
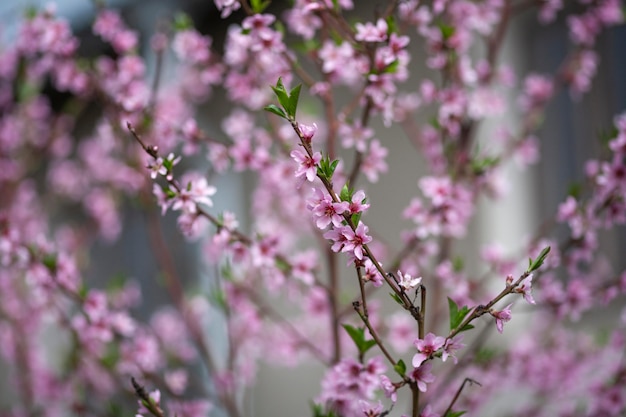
<box><xmin>250</xmin><ymin>0</ymin><xmax>271</xmax><ymax>13</ymax></box>
<box><xmin>527</xmin><ymin>246</ymin><xmax>551</xmax><ymax>273</ymax></box>
<box><xmin>173</xmin><ymin>12</ymin><xmax>193</xmax><ymax>31</ymax></box>
<box><xmin>390</xmin><ymin>292</ymin><xmax>403</xmax><ymax>306</ymax></box>
<box><xmin>100</xmin><ymin>343</ymin><xmax>120</xmax><ymax>369</ymax></box>
<box><xmin>362</xmin><ymin>339</ymin><xmax>377</xmax><ymax>353</ymax></box>
<box><xmin>274</xmin><ymin>256</ymin><xmax>291</xmax><ymax>272</ymax></box>
<box><xmin>439</xmin><ymin>23</ymin><xmax>455</xmax><ymax>39</ymax></box>
<box><xmin>448</xmin><ymin>297</ymin><xmax>471</xmax><ymax>332</ymax></box>
<box><xmin>382</xmin><ymin>59</ymin><xmax>399</xmax><ymax>74</ymax></box>
<box><xmin>444</xmin><ymin>411</ymin><xmax>466</xmax><ymax>417</ymax></box>
<box><xmin>340</xmin><ymin>184</ymin><xmax>352</xmax><ymax>202</ymax></box>
<box><xmin>452</xmin><ymin>256</ymin><xmax>464</xmax><ymax>272</ymax></box>
<box><xmin>475</xmin><ymin>347</ymin><xmax>498</xmax><ymax>365</ymax></box>
<box><xmin>351</xmin><ymin>212</ymin><xmax>362</xmax><ymax>225</ymax></box>
<box><xmin>311</xmin><ymin>403</ymin><xmax>338</xmax><ymax>417</ymax></box>
<box><xmin>271</xmin><ymin>78</ymin><xmax>290</xmax><ymax>115</ymax></box>
<box><xmin>264</xmin><ymin>104</ymin><xmax>287</xmax><ymax>119</ymax></box>
<box><xmin>287</xmin><ymin>84</ymin><xmax>302</xmax><ymax>119</ymax></box>
<box><xmin>394</xmin><ymin>359</ymin><xmax>406</xmax><ymax>376</ymax></box>
<box><xmin>42</xmin><ymin>253</ymin><xmax>58</xmax><ymax>271</ymax></box>
<box><xmin>385</xmin><ymin>15</ymin><xmax>397</xmax><ymax>34</ymax></box>
<box><xmin>342</xmin><ymin>324</ymin><xmax>376</xmax><ymax>356</ymax></box>
<box><xmin>567</xmin><ymin>183</ymin><xmax>582</xmax><ymax>199</ymax></box>
<box><xmin>329</xmin><ymin>160</ymin><xmax>339</xmax><ymax>177</ymax></box>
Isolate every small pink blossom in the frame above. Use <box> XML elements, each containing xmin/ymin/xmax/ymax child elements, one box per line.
<box><xmin>290</xmin><ymin>149</ymin><xmax>321</xmax><ymax>184</ymax></box>
<box><xmin>412</xmin><ymin>333</ymin><xmax>445</xmax><ymax>368</ymax></box>
<box><xmin>442</xmin><ymin>335</ymin><xmax>464</xmax><ymax>364</ymax></box>
<box><xmin>355</xmin><ymin>19</ymin><xmax>388</xmax><ymax>43</ymax></box>
<box><xmin>411</xmin><ymin>362</ymin><xmax>435</xmax><ymax>392</ymax></box>
<box><xmin>341</xmin><ymin>221</ymin><xmax>372</xmax><ymax>260</ymax></box>
<box><xmin>311</xmin><ymin>192</ymin><xmax>349</xmax><ymax>229</ymax></box>
<box><xmin>348</xmin><ymin>190</ymin><xmax>370</xmax><ymax>215</ymax></box>
<box><xmin>516</xmin><ymin>273</ymin><xmax>536</xmax><ymax>304</ymax></box>
<box><xmin>298</xmin><ymin>122</ymin><xmax>318</xmax><ymax>142</ymax></box>
<box><xmin>361</xmin><ymin>258</ymin><xmax>384</xmax><ymax>287</ymax></box>
<box><xmin>379</xmin><ymin>375</ymin><xmax>397</xmax><ymax>402</ymax></box>
<box><xmin>491</xmin><ymin>304</ymin><xmax>512</xmax><ymax>333</ymax></box>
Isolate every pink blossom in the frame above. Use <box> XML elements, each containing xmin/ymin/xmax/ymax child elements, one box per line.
<box><xmin>290</xmin><ymin>149</ymin><xmax>321</xmax><ymax>184</ymax></box>
<box><xmin>411</xmin><ymin>362</ymin><xmax>435</xmax><ymax>392</ymax></box>
<box><xmin>348</xmin><ymin>190</ymin><xmax>370</xmax><ymax>215</ymax></box>
<box><xmin>442</xmin><ymin>335</ymin><xmax>464</xmax><ymax>364</ymax></box>
<box><xmin>355</xmin><ymin>19</ymin><xmax>388</xmax><ymax>43</ymax></box>
<box><xmin>310</xmin><ymin>190</ymin><xmax>349</xmax><ymax>229</ymax></box>
<box><xmin>491</xmin><ymin>304</ymin><xmax>512</xmax><ymax>333</ymax></box>
<box><xmin>172</xmin><ymin>175</ymin><xmax>217</xmax><ymax>213</ymax></box>
<box><xmin>362</xmin><ymin>258</ymin><xmax>384</xmax><ymax>287</ymax></box>
<box><xmin>386</xmin><ymin>312</ymin><xmax>416</xmax><ymax>353</ymax></box>
<box><xmin>362</xmin><ymin>139</ymin><xmax>388</xmax><ymax>183</ymax></box>
<box><xmin>516</xmin><ymin>273</ymin><xmax>536</xmax><ymax>304</ymax></box>
<box><xmin>172</xmin><ymin>30</ymin><xmax>211</xmax><ymax>64</ymax></box>
<box><xmin>214</xmin><ymin>0</ymin><xmax>241</xmax><ymax>18</ymax></box>
<box><xmin>298</xmin><ymin>122</ymin><xmax>318</xmax><ymax>142</ymax></box>
<box><xmin>341</xmin><ymin>221</ymin><xmax>372</xmax><ymax>260</ymax></box>
<box><xmin>379</xmin><ymin>375</ymin><xmax>397</xmax><ymax>402</ymax></box>
<box><xmin>412</xmin><ymin>333</ymin><xmax>445</xmax><ymax>368</ymax></box>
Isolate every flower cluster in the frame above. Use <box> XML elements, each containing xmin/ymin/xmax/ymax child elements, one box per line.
<box><xmin>1</xmin><ymin>1</ymin><xmax>625</xmax><ymax>417</ymax></box>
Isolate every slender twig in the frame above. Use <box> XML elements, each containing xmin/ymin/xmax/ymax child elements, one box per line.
<box><xmin>442</xmin><ymin>378</ymin><xmax>482</xmax><ymax>417</ymax></box>
<box><xmin>131</xmin><ymin>377</ymin><xmax>166</xmax><ymax>417</ymax></box>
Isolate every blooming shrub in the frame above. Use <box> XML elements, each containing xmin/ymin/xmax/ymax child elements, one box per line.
<box><xmin>0</xmin><ymin>1</ymin><xmax>625</xmax><ymax>417</ymax></box>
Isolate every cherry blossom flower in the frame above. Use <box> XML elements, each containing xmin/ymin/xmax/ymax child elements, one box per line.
<box><xmin>516</xmin><ymin>273</ymin><xmax>536</xmax><ymax>304</ymax></box>
<box><xmin>442</xmin><ymin>335</ymin><xmax>464</xmax><ymax>364</ymax></box>
<box><xmin>355</xmin><ymin>19</ymin><xmax>388</xmax><ymax>43</ymax></box>
<box><xmin>491</xmin><ymin>304</ymin><xmax>513</xmax><ymax>333</ymax></box>
<box><xmin>411</xmin><ymin>362</ymin><xmax>435</xmax><ymax>392</ymax></box>
<box><xmin>290</xmin><ymin>149</ymin><xmax>321</xmax><ymax>184</ymax></box>
<box><xmin>398</xmin><ymin>270</ymin><xmax>422</xmax><ymax>292</ymax></box>
<box><xmin>361</xmin><ymin>258</ymin><xmax>384</xmax><ymax>287</ymax></box>
<box><xmin>311</xmin><ymin>192</ymin><xmax>350</xmax><ymax>229</ymax></box>
<box><xmin>379</xmin><ymin>375</ymin><xmax>397</xmax><ymax>402</ymax></box>
<box><xmin>412</xmin><ymin>333</ymin><xmax>445</xmax><ymax>368</ymax></box>
<box><xmin>341</xmin><ymin>221</ymin><xmax>372</xmax><ymax>260</ymax></box>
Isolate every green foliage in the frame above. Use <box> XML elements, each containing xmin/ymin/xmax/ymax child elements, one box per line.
<box><xmin>448</xmin><ymin>298</ymin><xmax>474</xmax><ymax>333</ymax></box>
<box><xmin>42</xmin><ymin>253</ymin><xmax>58</xmax><ymax>271</ymax></box>
<box><xmin>100</xmin><ymin>343</ymin><xmax>120</xmax><ymax>369</ymax></box>
<box><xmin>390</xmin><ymin>292</ymin><xmax>403</xmax><ymax>306</ymax></box>
<box><xmin>342</xmin><ymin>324</ymin><xmax>377</xmax><ymax>357</ymax></box>
<box><xmin>438</xmin><ymin>22</ymin><xmax>455</xmax><ymax>40</ymax></box>
<box><xmin>264</xmin><ymin>104</ymin><xmax>287</xmax><ymax>119</ymax></box>
<box><xmin>567</xmin><ymin>183</ymin><xmax>582</xmax><ymax>199</ymax></box>
<box><xmin>471</xmin><ymin>155</ymin><xmax>499</xmax><ymax>176</ymax></box>
<box><xmin>317</xmin><ymin>155</ymin><xmax>339</xmax><ymax>180</ymax></box>
<box><xmin>173</xmin><ymin>12</ymin><xmax>194</xmax><ymax>31</ymax></box>
<box><xmin>265</xmin><ymin>77</ymin><xmax>302</xmax><ymax>121</ymax></box>
<box><xmin>394</xmin><ymin>359</ymin><xmax>406</xmax><ymax>377</ymax></box>
<box><xmin>385</xmin><ymin>15</ymin><xmax>397</xmax><ymax>34</ymax></box>
<box><xmin>250</xmin><ymin>0</ymin><xmax>271</xmax><ymax>14</ymax></box>
<box><xmin>444</xmin><ymin>411</ymin><xmax>467</xmax><ymax>417</ymax></box>
<box><xmin>527</xmin><ymin>246</ymin><xmax>550</xmax><ymax>273</ymax></box>
<box><xmin>474</xmin><ymin>347</ymin><xmax>498</xmax><ymax>365</ymax></box>
<box><xmin>311</xmin><ymin>403</ymin><xmax>338</xmax><ymax>417</ymax></box>
<box><xmin>339</xmin><ymin>184</ymin><xmax>353</xmax><ymax>202</ymax></box>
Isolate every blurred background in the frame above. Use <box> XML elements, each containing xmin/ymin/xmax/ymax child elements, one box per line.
<box><xmin>1</xmin><ymin>0</ymin><xmax>625</xmax><ymax>416</ymax></box>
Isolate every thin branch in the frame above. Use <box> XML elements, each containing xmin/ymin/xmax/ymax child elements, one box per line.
<box><xmin>442</xmin><ymin>378</ymin><xmax>482</xmax><ymax>417</ymax></box>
